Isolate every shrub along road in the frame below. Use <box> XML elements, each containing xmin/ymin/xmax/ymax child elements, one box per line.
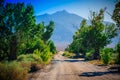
<box><xmin>34</xmin><ymin>51</ymin><xmax>120</xmax><ymax>80</ymax></box>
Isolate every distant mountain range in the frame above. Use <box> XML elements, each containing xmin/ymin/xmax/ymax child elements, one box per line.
<box><xmin>36</xmin><ymin>10</ymin><xmax>120</xmax><ymax>51</ymax></box>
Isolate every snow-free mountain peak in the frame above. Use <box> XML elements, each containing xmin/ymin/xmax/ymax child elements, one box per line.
<box><xmin>36</xmin><ymin>10</ymin><xmax>119</xmax><ymax>51</ymax></box>
<box><xmin>36</xmin><ymin>10</ymin><xmax>85</xmax><ymax>50</ymax></box>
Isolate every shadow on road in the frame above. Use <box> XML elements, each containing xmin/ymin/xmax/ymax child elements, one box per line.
<box><xmin>79</xmin><ymin>70</ymin><xmax>120</xmax><ymax>77</ymax></box>
<box><xmin>63</xmin><ymin>59</ymin><xmax>85</xmax><ymax>62</ymax></box>
<box><xmin>52</xmin><ymin>59</ymin><xmax>85</xmax><ymax>63</ymax></box>
<box><xmin>79</xmin><ymin>72</ymin><xmax>109</xmax><ymax>77</ymax></box>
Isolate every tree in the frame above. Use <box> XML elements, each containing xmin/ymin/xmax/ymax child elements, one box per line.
<box><xmin>66</xmin><ymin>19</ymin><xmax>89</xmax><ymax>55</ymax></box>
<box><xmin>0</xmin><ymin>1</ymin><xmax>35</xmax><ymax>60</ymax></box>
<box><xmin>116</xmin><ymin>42</ymin><xmax>120</xmax><ymax>64</ymax></box>
<box><xmin>23</xmin><ymin>21</ymin><xmax>56</xmax><ymax>54</ymax></box>
<box><xmin>112</xmin><ymin>1</ymin><xmax>120</xmax><ymax>28</ymax></box>
<box><xmin>47</xmin><ymin>40</ymin><xmax>56</xmax><ymax>54</ymax></box>
<box><xmin>0</xmin><ymin>0</ymin><xmax>56</xmax><ymax>61</ymax></box>
<box><xmin>67</xmin><ymin>9</ymin><xmax>117</xmax><ymax>59</ymax></box>
<box><xmin>112</xmin><ymin>2</ymin><xmax>120</xmax><ymax>70</ymax></box>
<box><xmin>0</xmin><ymin>0</ymin><xmax>10</xmax><ymax>60</ymax></box>
<box><xmin>42</xmin><ymin>21</ymin><xmax>54</xmax><ymax>42</ymax></box>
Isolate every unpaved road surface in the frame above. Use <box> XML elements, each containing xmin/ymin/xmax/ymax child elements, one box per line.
<box><xmin>34</xmin><ymin>51</ymin><xmax>120</xmax><ymax>80</ymax></box>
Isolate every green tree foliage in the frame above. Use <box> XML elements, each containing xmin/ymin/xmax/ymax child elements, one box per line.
<box><xmin>117</xmin><ymin>42</ymin><xmax>120</xmax><ymax>55</ymax></box>
<box><xmin>85</xmin><ymin>50</ymin><xmax>94</xmax><ymax>60</ymax></box>
<box><xmin>67</xmin><ymin>9</ymin><xmax>117</xmax><ymax>59</ymax></box>
<box><xmin>112</xmin><ymin>2</ymin><xmax>120</xmax><ymax>68</ymax></box>
<box><xmin>0</xmin><ymin>0</ymin><xmax>56</xmax><ymax>61</ymax></box>
<box><xmin>66</xmin><ymin>19</ymin><xmax>89</xmax><ymax>55</ymax></box>
<box><xmin>100</xmin><ymin>48</ymin><xmax>113</xmax><ymax>65</ymax></box>
<box><xmin>0</xmin><ymin>1</ymin><xmax>36</xmax><ymax>60</ymax></box>
<box><xmin>0</xmin><ymin>0</ymin><xmax>9</xmax><ymax>60</ymax></box>
<box><xmin>47</xmin><ymin>40</ymin><xmax>56</xmax><ymax>54</ymax></box>
<box><xmin>42</xmin><ymin>21</ymin><xmax>54</xmax><ymax>42</ymax></box>
<box><xmin>116</xmin><ymin>41</ymin><xmax>120</xmax><ymax>64</ymax></box>
<box><xmin>112</xmin><ymin>1</ymin><xmax>120</xmax><ymax>28</ymax></box>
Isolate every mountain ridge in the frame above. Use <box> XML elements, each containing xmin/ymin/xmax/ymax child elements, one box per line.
<box><xmin>36</xmin><ymin>10</ymin><xmax>85</xmax><ymax>50</ymax></box>
<box><xmin>36</xmin><ymin>10</ymin><xmax>119</xmax><ymax>51</ymax></box>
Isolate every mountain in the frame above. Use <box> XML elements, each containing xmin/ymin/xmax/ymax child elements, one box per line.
<box><xmin>36</xmin><ymin>10</ymin><xmax>119</xmax><ymax>51</ymax></box>
<box><xmin>36</xmin><ymin>10</ymin><xmax>86</xmax><ymax>50</ymax></box>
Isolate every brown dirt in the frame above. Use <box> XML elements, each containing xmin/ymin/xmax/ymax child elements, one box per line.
<box><xmin>30</xmin><ymin>51</ymin><xmax>120</xmax><ymax>80</ymax></box>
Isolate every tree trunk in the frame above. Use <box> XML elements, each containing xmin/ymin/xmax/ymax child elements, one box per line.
<box><xmin>118</xmin><ymin>52</ymin><xmax>120</xmax><ymax>64</ymax></box>
<box><xmin>93</xmin><ymin>48</ymin><xmax>100</xmax><ymax>60</ymax></box>
<box><xmin>8</xmin><ymin>35</ymin><xmax>17</xmax><ymax>60</ymax></box>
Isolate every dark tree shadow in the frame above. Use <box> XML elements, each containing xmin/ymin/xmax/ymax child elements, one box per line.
<box><xmin>63</xmin><ymin>59</ymin><xmax>85</xmax><ymax>62</ymax></box>
<box><xmin>79</xmin><ymin>72</ymin><xmax>109</xmax><ymax>77</ymax></box>
<box><xmin>79</xmin><ymin>68</ymin><xmax>120</xmax><ymax>77</ymax></box>
<box><xmin>72</xmin><ymin>53</ymin><xmax>84</xmax><ymax>59</ymax></box>
<box><xmin>52</xmin><ymin>59</ymin><xmax>85</xmax><ymax>63</ymax></box>
<box><xmin>108</xmin><ymin>65</ymin><xmax>120</xmax><ymax>73</ymax></box>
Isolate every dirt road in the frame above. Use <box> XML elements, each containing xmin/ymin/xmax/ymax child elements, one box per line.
<box><xmin>34</xmin><ymin>51</ymin><xmax>120</xmax><ymax>80</ymax></box>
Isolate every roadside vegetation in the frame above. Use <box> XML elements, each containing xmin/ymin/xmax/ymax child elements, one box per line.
<box><xmin>0</xmin><ymin>0</ymin><xmax>120</xmax><ymax>79</ymax></box>
<box><xmin>62</xmin><ymin>51</ymin><xmax>75</xmax><ymax>58</ymax></box>
<box><xmin>66</xmin><ymin>1</ymin><xmax>120</xmax><ymax>68</ymax></box>
<box><xmin>0</xmin><ymin>0</ymin><xmax>56</xmax><ymax>80</ymax></box>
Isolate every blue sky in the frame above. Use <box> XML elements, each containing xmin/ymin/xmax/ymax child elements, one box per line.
<box><xmin>5</xmin><ymin>0</ymin><xmax>116</xmax><ymax>22</ymax></box>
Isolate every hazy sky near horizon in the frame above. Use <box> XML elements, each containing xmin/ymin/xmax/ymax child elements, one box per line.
<box><xmin>5</xmin><ymin>0</ymin><xmax>116</xmax><ymax>22</ymax></box>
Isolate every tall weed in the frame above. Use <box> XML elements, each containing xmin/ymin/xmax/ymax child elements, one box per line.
<box><xmin>0</xmin><ymin>61</ymin><xmax>28</xmax><ymax>80</ymax></box>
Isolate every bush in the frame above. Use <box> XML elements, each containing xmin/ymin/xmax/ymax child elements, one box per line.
<box><xmin>116</xmin><ymin>42</ymin><xmax>120</xmax><ymax>64</ymax></box>
<box><xmin>0</xmin><ymin>61</ymin><xmax>28</xmax><ymax>80</ymax></box>
<box><xmin>62</xmin><ymin>53</ymin><xmax>66</xmax><ymax>56</ymax></box>
<box><xmin>17</xmin><ymin>53</ymin><xmax>43</xmax><ymax>72</ymax></box>
<box><xmin>17</xmin><ymin>54</ymin><xmax>26</xmax><ymax>61</ymax></box>
<box><xmin>17</xmin><ymin>54</ymin><xmax>42</xmax><ymax>63</ymax></box>
<box><xmin>117</xmin><ymin>42</ymin><xmax>120</xmax><ymax>53</ymax></box>
<box><xmin>19</xmin><ymin>61</ymin><xmax>31</xmax><ymax>71</ymax></box>
<box><xmin>47</xmin><ymin>40</ymin><xmax>57</xmax><ymax>54</ymax></box>
<box><xmin>40</xmin><ymin>49</ymin><xmax>52</xmax><ymax>64</ymax></box>
<box><xmin>100</xmin><ymin>48</ymin><xmax>112</xmax><ymax>65</ymax></box>
<box><xmin>62</xmin><ymin>52</ymin><xmax>75</xmax><ymax>58</ymax></box>
<box><xmin>85</xmin><ymin>50</ymin><xmax>94</xmax><ymax>60</ymax></box>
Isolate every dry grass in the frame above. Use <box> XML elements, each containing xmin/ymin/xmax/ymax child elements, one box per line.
<box><xmin>87</xmin><ymin>60</ymin><xmax>118</xmax><ymax>69</ymax></box>
<box><xmin>87</xmin><ymin>59</ymin><xmax>116</xmax><ymax>65</ymax></box>
<box><xmin>62</xmin><ymin>52</ymin><xmax>75</xmax><ymax>58</ymax></box>
<box><xmin>87</xmin><ymin>60</ymin><xmax>103</xmax><ymax>65</ymax></box>
<box><xmin>0</xmin><ymin>61</ymin><xmax>28</xmax><ymax>80</ymax></box>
